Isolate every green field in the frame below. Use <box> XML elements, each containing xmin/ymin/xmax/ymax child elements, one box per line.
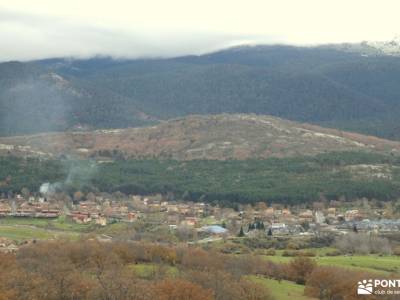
<box><xmin>0</xmin><ymin>225</ymin><xmax>79</xmax><ymax>241</ymax></box>
<box><xmin>317</xmin><ymin>255</ymin><xmax>400</xmax><ymax>274</ymax></box>
<box><xmin>0</xmin><ymin>216</ymin><xmax>94</xmax><ymax>232</ymax></box>
<box><xmin>0</xmin><ymin>217</ymin><xmax>91</xmax><ymax>241</ymax></box>
<box><xmin>247</xmin><ymin>276</ymin><xmax>316</xmax><ymax>300</ymax></box>
<box><xmin>0</xmin><ymin>217</ymin><xmax>142</xmax><ymax>242</ymax></box>
<box><xmin>262</xmin><ymin>254</ymin><xmax>400</xmax><ymax>275</ymax></box>
<box><xmin>130</xmin><ymin>263</ymin><xmax>179</xmax><ymax>279</ymax></box>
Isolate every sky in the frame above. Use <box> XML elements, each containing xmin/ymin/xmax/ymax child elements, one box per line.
<box><xmin>1</xmin><ymin>0</ymin><xmax>400</xmax><ymax>61</ymax></box>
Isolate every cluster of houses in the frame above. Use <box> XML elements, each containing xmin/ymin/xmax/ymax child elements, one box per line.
<box><xmin>0</xmin><ymin>197</ymin><xmax>61</xmax><ymax>218</ymax></box>
<box><xmin>0</xmin><ymin>193</ymin><xmax>209</xmax><ymax>228</ymax></box>
<box><xmin>338</xmin><ymin>219</ymin><xmax>400</xmax><ymax>233</ymax></box>
<box><xmin>239</xmin><ymin>205</ymin><xmax>400</xmax><ymax>236</ymax></box>
<box><xmin>67</xmin><ymin>195</ymin><xmax>211</xmax><ymax>227</ymax></box>
<box><xmin>0</xmin><ymin>192</ymin><xmax>398</xmax><ymax>239</ymax></box>
<box><xmin>68</xmin><ymin>201</ymin><xmax>138</xmax><ymax>225</ymax></box>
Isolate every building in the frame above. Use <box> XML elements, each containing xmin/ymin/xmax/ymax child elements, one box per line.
<box><xmin>200</xmin><ymin>225</ymin><xmax>228</xmax><ymax>235</ymax></box>
<box><xmin>269</xmin><ymin>223</ymin><xmax>289</xmax><ymax>235</ymax></box>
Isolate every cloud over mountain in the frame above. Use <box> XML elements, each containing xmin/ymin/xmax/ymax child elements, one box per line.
<box><xmin>2</xmin><ymin>0</ymin><xmax>400</xmax><ymax>61</ymax></box>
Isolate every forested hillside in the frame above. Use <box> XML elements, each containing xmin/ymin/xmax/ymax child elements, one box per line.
<box><xmin>0</xmin><ymin>62</ymin><xmax>152</xmax><ymax>136</ymax></box>
<box><xmin>1</xmin><ymin>152</ymin><xmax>400</xmax><ymax>205</ymax></box>
<box><xmin>2</xmin><ymin>44</ymin><xmax>400</xmax><ymax>139</ymax></box>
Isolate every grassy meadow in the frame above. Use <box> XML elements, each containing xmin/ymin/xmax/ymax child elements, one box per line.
<box><xmin>247</xmin><ymin>276</ymin><xmax>316</xmax><ymax>300</ymax></box>
<box><xmin>0</xmin><ymin>217</ymin><xmax>90</xmax><ymax>241</ymax></box>
<box><xmin>262</xmin><ymin>251</ymin><xmax>400</xmax><ymax>275</ymax></box>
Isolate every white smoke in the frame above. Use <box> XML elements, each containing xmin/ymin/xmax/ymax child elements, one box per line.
<box><xmin>39</xmin><ymin>182</ymin><xmax>62</xmax><ymax>196</ymax></box>
<box><xmin>39</xmin><ymin>160</ymin><xmax>98</xmax><ymax>195</ymax></box>
<box><xmin>40</xmin><ymin>182</ymin><xmax>52</xmax><ymax>195</ymax></box>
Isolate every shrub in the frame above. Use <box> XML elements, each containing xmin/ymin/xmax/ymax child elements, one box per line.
<box><xmin>282</xmin><ymin>250</ymin><xmax>296</xmax><ymax>257</ymax></box>
<box><xmin>287</xmin><ymin>242</ymin><xmax>301</xmax><ymax>250</ymax></box>
<box><xmin>154</xmin><ymin>279</ymin><xmax>213</xmax><ymax>300</ymax></box>
<box><xmin>307</xmin><ymin>234</ymin><xmax>335</xmax><ymax>248</ymax></box>
<box><xmin>305</xmin><ymin>266</ymin><xmax>373</xmax><ymax>300</ymax></box>
<box><xmin>265</xmin><ymin>249</ymin><xmax>276</xmax><ymax>256</ymax></box>
<box><xmin>287</xmin><ymin>256</ymin><xmax>317</xmax><ymax>284</ymax></box>
<box><xmin>325</xmin><ymin>250</ymin><xmax>342</xmax><ymax>256</ymax></box>
<box><xmin>393</xmin><ymin>246</ymin><xmax>400</xmax><ymax>256</ymax></box>
<box><xmin>219</xmin><ymin>242</ymin><xmax>251</xmax><ymax>255</ymax></box>
<box><xmin>300</xmin><ymin>251</ymin><xmax>316</xmax><ymax>257</ymax></box>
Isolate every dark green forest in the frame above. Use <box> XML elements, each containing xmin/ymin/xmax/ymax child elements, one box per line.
<box><xmin>1</xmin><ymin>152</ymin><xmax>400</xmax><ymax>206</ymax></box>
<box><xmin>2</xmin><ymin>45</ymin><xmax>400</xmax><ymax>139</ymax></box>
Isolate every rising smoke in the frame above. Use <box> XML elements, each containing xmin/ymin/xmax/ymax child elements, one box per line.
<box><xmin>0</xmin><ymin>69</ymin><xmax>100</xmax><ymax>196</ymax></box>
<box><xmin>39</xmin><ymin>159</ymin><xmax>98</xmax><ymax>196</ymax></box>
<box><xmin>39</xmin><ymin>182</ymin><xmax>61</xmax><ymax>196</ymax></box>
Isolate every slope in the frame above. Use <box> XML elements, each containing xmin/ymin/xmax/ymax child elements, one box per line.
<box><xmin>1</xmin><ymin>114</ymin><xmax>399</xmax><ymax>160</ymax></box>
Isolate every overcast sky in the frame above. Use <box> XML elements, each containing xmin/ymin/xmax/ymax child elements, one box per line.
<box><xmin>1</xmin><ymin>0</ymin><xmax>400</xmax><ymax>61</ymax></box>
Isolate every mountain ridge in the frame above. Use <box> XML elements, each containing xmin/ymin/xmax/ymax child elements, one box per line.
<box><xmin>1</xmin><ymin>114</ymin><xmax>399</xmax><ymax>161</ymax></box>
<box><xmin>1</xmin><ymin>42</ymin><xmax>400</xmax><ymax>139</ymax></box>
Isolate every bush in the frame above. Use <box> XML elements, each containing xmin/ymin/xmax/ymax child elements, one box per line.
<box><xmin>282</xmin><ymin>250</ymin><xmax>296</xmax><ymax>257</ymax></box>
<box><xmin>242</xmin><ymin>237</ymin><xmax>276</xmax><ymax>249</ymax></box>
<box><xmin>265</xmin><ymin>249</ymin><xmax>276</xmax><ymax>256</ymax></box>
<box><xmin>325</xmin><ymin>250</ymin><xmax>342</xmax><ymax>256</ymax></box>
<box><xmin>305</xmin><ymin>266</ymin><xmax>375</xmax><ymax>300</ymax></box>
<box><xmin>393</xmin><ymin>246</ymin><xmax>400</xmax><ymax>256</ymax></box>
<box><xmin>300</xmin><ymin>251</ymin><xmax>316</xmax><ymax>257</ymax></box>
<box><xmin>287</xmin><ymin>256</ymin><xmax>317</xmax><ymax>284</ymax></box>
<box><xmin>282</xmin><ymin>250</ymin><xmax>315</xmax><ymax>257</ymax></box>
<box><xmin>154</xmin><ymin>279</ymin><xmax>213</xmax><ymax>300</ymax></box>
<box><xmin>219</xmin><ymin>242</ymin><xmax>251</xmax><ymax>254</ymax></box>
<box><xmin>287</xmin><ymin>242</ymin><xmax>301</xmax><ymax>250</ymax></box>
<box><xmin>307</xmin><ymin>235</ymin><xmax>335</xmax><ymax>248</ymax></box>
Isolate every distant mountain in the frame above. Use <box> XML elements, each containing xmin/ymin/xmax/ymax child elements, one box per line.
<box><xmin>0</xmin><ymin>61</ymin><xmax>153</xmax><ymax>136</ymax></box>
<box><xmin>1</xmin><ymin>43</ymin><xmax>400</xmax><ymax>139</ymax></box>
<box><xmin>1</xmin><ymin>114</ymin><xmax>399</xmax><ymax>160</ymax></box>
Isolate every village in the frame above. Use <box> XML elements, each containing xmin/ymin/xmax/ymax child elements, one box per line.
<box><xmin>1</xmin><ymin>192</ymin><xmax>399</xmax><ymax>245</ymax></box>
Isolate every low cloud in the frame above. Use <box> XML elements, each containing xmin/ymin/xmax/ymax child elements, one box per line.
<box><xmin>0</xmin><ymin>8</ymin><xmax>280</xmax><ymax>61</ymax></box>
<box><xmin>1</xmin><ymin>0</ymin><xmax>400</xmax><ymax>62</ymax></box>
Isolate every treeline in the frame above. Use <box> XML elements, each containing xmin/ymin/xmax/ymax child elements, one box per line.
<box><xmin>1</xmin><ymin>152</ymin><xmax>400</xmax><ymax>205</ymax></box>
<box><xmin>0</xmin><ymin>156</ymin><xmax>66</xmax><ymax>193</ymax></box>
<box><xmin>0</xmin><ymin>239</ymin><xmax>272</xmax><ymax>300</ymax></box>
